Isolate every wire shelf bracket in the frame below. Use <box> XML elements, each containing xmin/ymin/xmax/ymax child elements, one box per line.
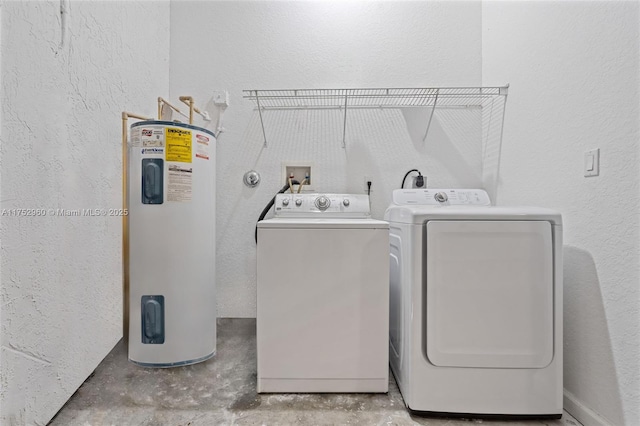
<box><xmin>243</xmin><ymin>86</ymin><xmax>509</xmax><ymax>148</ymax></box>
<box><xmin>422</xmin><ymin>90</ymin><xmax>439</xmax><ymax>142</ymax></box>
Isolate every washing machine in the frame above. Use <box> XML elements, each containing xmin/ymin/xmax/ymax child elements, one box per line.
<box><xmin>257</xmin><ymin>193</ymin><xmax>389</xmax><ymax>393</ymax></box>
<box><xmin>385</xmin><ymin>189</ymin><xmax>562</xmax><ymax>419</ymax></box>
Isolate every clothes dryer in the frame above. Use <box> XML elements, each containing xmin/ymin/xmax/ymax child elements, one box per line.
<box><xmin>385</xmin><ymin>189</ymin><xmax>562</xmax><ymax>419</ymax></box>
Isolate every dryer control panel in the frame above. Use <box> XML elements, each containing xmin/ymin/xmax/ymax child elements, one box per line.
<box><xmin>275</xmin><ymin>193</ymin><xmax>371</xmax><ymax>217</ymax></box>
<box><xmin>392</xmin><ymin>189</ymin><xmax>491</xmax><ymax>206</ymax></box>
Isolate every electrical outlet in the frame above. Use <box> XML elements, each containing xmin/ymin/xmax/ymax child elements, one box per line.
<box><xmin>363</xmin><ymin>176</ymin><xmax>373</xmax><ymax>193</ymax></box>
<box><xmin>411</xmin><ymin>174</ymin><xmax>426</xmax><ymax>188</ymax></box>
<box><xmin>282</xmin><ymin>162</ymin><xmax>313</xmax><ymax>191</ymax></box>
<box><xmin>212</xmin><ymin>90</ymin><xmax>229</xmax><ymax>107</ymax></box>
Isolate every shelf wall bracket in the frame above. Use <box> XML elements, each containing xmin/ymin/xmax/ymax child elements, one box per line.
<box><xmin>422</xmin><ymin>90</ymin><xmax>439</xmax><ymax>142</ymax></box>
<box><xmin>341</xmin><ymin>92</ymin><xmax>348</xmax><ymax>149</ymax></box>
<box><xmin>255</xmin><ymin>91</ymin><xmax>268</xmax><ymax>148</ymax></box>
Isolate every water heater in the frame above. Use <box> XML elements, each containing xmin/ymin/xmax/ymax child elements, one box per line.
<box><xmin>128</xmin><ymin>120</ymin><xmax>216</xmax><ymax>367</ymax></box>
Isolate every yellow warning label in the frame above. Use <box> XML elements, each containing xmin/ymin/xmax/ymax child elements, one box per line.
<box><xmin>166</xmin><ymin>127</ymin><xmax>192</xmax><ymax>163</ymax></box>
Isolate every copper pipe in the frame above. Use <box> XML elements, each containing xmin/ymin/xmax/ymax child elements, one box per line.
<box><xmin>178</xmin><ymin>96</ymin><xmax>195</xmax><ymax>124</ymax></box>
<box><xmin>123</xmin><ymin>112</ymin><xmax>150</xmax><ymax>121</ymax></box>
<box><xmin>178</xmin><ymin>96</ymin><xmax>211</xmax><ymax>124</ymax></box>
<box><xmin>158</xmin><ymin>97</ymin><xmax>189</xmax><ymax>120</ymax></box>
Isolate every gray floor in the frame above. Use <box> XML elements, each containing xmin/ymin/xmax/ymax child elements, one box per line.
<box><xmin>51</xmin><ymin>319</ymin><xmax>581</xmax><ymax>426</ymax></box>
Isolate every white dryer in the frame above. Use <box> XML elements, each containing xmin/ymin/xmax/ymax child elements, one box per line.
<box><xmin>385</xmin><ymin>189</ymin><xmax>562</xmax><ymax>419</ymax></box>
<box><xmin>257</xmin><ymin>193</ymin><xmax>389</xmax><ymax>393</ymax></box>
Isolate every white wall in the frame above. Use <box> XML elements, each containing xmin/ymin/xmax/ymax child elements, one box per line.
<box><xmin>0</xmin><ymin>1</ymin><xmax>170</xmax><ymax>424</ymax></box>
<box><xmin>7</xmin><ymin>2</ymin><xmax>635</xmax><ymax>425</ymax></box>
<box><xmin>170</xmin><ymin>0</ymin><xmax>484</xmax><ymax>317</ymax></box>
<box><xmin>482</xmin><ymin>2</ymin><xmax>639</xmax><ymax>425</ymax></box>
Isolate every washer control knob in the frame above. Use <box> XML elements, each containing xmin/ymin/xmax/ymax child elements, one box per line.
<box><xmin>315</xmin><ymin>196</ymin><xmax>330</xmax><ymax>210</ymax></box>
<box><xmin>434</xmin><ymin>192</ymin><xmax>448</xmax><ymax>203</ymax></box>
<box><xmin>295</xmin><ymin>199</ymin><xmax>302</xmax><ymax>207</ymax></box>
<box><xmin>343</xmin><ymin>198</ymin><xmax>350</xmax><ymax>207</ymax></box>
<box><xmin>282</xmin><ymin>198</ymin><xmax>290</xmax><ymax>206</ymax></box>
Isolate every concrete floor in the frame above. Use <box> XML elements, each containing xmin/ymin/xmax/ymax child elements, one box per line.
<box><xmin>51</xmin><ymin>319</ymin><xmax>581</xmax><ymax>426</ymax></box>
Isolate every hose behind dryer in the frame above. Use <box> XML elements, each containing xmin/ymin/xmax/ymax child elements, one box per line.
<box><xmin>255</xmin><ymin>181</ymin><xmax>299</xmax><ymax>243</ymax></box>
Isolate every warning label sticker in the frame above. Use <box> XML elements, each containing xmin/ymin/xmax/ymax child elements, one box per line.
<box><xmin>195</xmin><ymin>134</ymin><xmax>209</xmax><ymax>160</ymax></box>
<box><xmin>166</xmin><ymin>127</ymin><xmax>192</xmax><ymax>163</ymax></box>
<box><xmin>142</xmin><ymin>128</ymin><xmax>164</xmax><ymax>147</ymax></box>
<box><xmin>130</xmin><ymin>128</ymin><xmax>142</xmax><ymax>147</ymax></box>
<box><xmin>167</xmin><ymin>164</ymin><xmax>192</xmax><ymax>202</ymax></box>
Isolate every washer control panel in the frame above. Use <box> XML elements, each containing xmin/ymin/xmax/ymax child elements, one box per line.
<box><xmin>275</xmin><ymin>193</ymin><xmax>371</xmax><ymax>217</ymax></box>
<box><xmin>392</xmin><ymin>189</ymin><xmax>491</xmax><ymax>206</ymax></box>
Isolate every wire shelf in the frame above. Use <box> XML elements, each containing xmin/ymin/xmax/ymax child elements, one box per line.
<box><xmin>243</xmin><ymin>87</ymin><xmax>507</xmax><ymax>110</ymax></box>
<box><xmin>243</xmin><ymin>86</ymin><xmax>508</xmax><ymax>148</ymax></box>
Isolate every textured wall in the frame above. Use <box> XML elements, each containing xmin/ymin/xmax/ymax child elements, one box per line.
<box><xmin>169</xmin><ymin>0</ymin><xmax>483</xmax><ymax>317</ymax></box>
<box><xmin>482</xmin><ymin>2</ymin><xmax>639</xmax><ymax>425</ymax></box>
<box><xmin>0</xmin><ymin>1</ymin><xmax>170</xmax><ymax>424</ymax></box>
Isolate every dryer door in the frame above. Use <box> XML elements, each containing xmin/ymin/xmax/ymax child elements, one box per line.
<box><xmin>425</xmin><ymin>220</ymin><xmax>554</xmax><ymax>368</ymax></box>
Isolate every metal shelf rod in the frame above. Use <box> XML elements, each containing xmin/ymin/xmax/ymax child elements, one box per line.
<box><xmin>254</xmin><ymin>90</ymin><xmax>268</xmax><ymax>148</ymax></box>
<box><xmin>342</xmin><ymin>92</ymin><xmax>348</xmax><ymax>148</ymax></box>
<box><xmin>248</xmin><ymin>105</ymin><xmax>482</xmax><ymax>111</ymax></box>
<box><xmin>423</xmin><ymin>90</ymin><xmax>439</xmax><ymax>142</ymax></box>
<box><xmin>243</xmin><ymin>86</ymin><xmax>506</xmax><ymax>93</ymax></box>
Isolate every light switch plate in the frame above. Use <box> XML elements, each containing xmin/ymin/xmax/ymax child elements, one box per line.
<box><xmin>584</xmin><ymin>149</ymin><xmax>600</xmax><ymax>177</ymax></box>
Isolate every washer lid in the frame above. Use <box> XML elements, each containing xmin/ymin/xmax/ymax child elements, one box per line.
<box><xmin>258</xmin><ymin>218</ymin><xmax>389</xmax><ymax>229</ymax></box>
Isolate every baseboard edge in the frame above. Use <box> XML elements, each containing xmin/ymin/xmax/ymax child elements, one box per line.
<box><xmin>564</xmin><ymin>389</ymin><xmax>614</xmax><ymax>426</ymax></box>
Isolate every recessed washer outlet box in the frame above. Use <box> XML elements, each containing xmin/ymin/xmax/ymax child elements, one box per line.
<box><xmin>282</xmin><ymin>162</ymin><xmax>313</xmax><ymax>192</ymax></box>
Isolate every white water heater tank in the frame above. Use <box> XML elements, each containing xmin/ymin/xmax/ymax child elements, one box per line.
<box><xmin>128</xmin><ymin>120</ymin><xmax>216</xmax><ymax>367</ymax></box>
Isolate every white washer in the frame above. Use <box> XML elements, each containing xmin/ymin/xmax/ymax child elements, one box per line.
<box><xmin>257</xmin><ymin>193</ymin><xmax>389</xmax><ymax>393</ymax></box>
<box><xmin>385</xmin><ymin>189</ymin><xmax>562</xmax><ymax>419</ymax></box>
